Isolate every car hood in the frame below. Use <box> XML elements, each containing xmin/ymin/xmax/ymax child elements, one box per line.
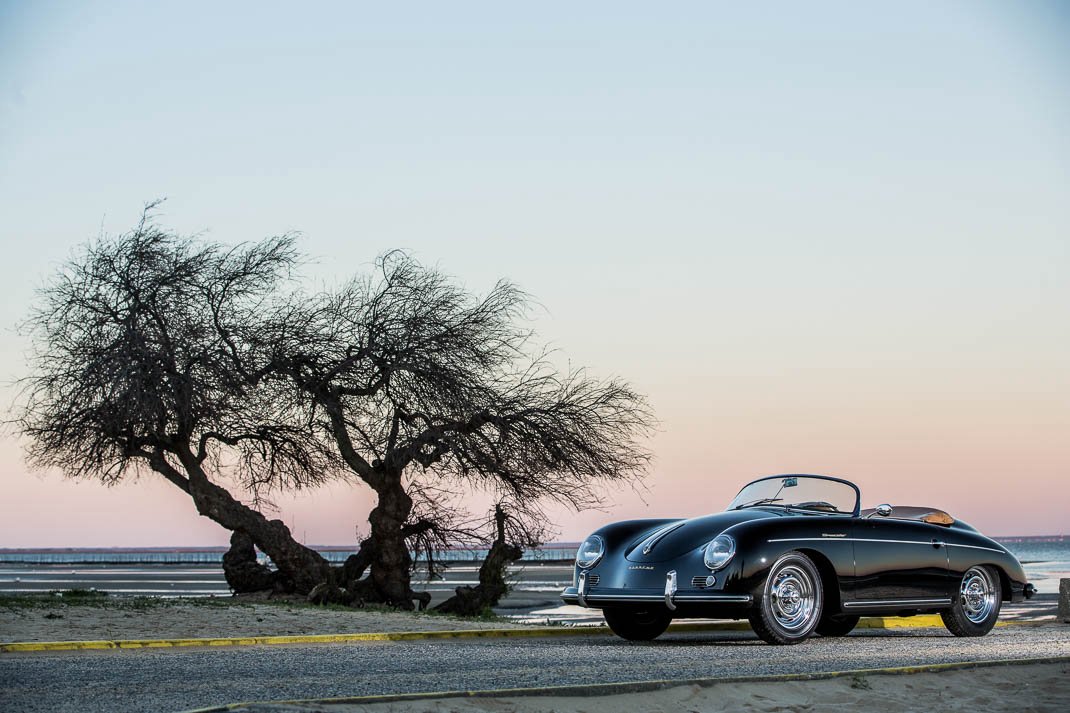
<box><xmin>624</xmin><ymin>509</ymin><xmax>780</xmax><ymax>563</ymax></box>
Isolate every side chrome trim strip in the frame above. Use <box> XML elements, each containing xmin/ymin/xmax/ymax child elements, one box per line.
<box><xmin>767</xmin><ymin>537</ymin><xmax>1003</xmax><ymax>553</ymax></box>
<box><xmin>769</xmin><ymin>537</ymin><xmax>929</xmax><ymax>546</ymax></box>
<box><xmin>946</xmin><ymin>543</ymin><xmax>1005</xmax><ymax>554</ymax></box>
<box><xmin>843</xmin><ymin>598</ymin><xmax>951</xmax><ymax>608</ymax></box>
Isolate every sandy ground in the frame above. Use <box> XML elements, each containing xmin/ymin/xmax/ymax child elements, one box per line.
<box><xmin>0</xmin><ymin>600</ymin><xmax>531</xmax><ymax>642</ymax></box>
<box><xmin>252</xmin><ymin>662</ymin><xmax>1070</xmax><ymax>713</ymax></box>
<box><xmin>1</xmin><ymin>597</ymin><xmax>1057</xmax><ymax>642</ymax></box>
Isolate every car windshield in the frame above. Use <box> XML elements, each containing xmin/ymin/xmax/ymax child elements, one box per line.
<box><xmin>727</xmin><ymin>475</ymin><xmax>858</xmax><ymax>515</ymax></box>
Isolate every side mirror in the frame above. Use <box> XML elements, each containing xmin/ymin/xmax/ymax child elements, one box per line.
<box><xmin>866</xmin><ymin>503</ymin><xmax>893</xmax><ymax>519</ymax></box>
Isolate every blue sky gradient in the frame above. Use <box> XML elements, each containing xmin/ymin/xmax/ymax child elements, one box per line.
<box><xmin>1</xmin><ymin>2</ymin><xmax>1067</xmax><ymax>545</ymax></box>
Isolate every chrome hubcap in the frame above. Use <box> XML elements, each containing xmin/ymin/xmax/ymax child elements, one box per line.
<box><xmin>770</xmin><ymin>564</ymin><xmax>816</xmax><ymax>632</ymax></box>
<box><xmin>960</xmin><ymin>567</ymin><xmax>995</xmax><ymax>624</ymax></box>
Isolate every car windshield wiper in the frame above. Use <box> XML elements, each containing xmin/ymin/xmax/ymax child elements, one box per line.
<box><xmin>734</xmin><ymin>497</ymin><xmax>784</xmax><ymax>510</ymax></box>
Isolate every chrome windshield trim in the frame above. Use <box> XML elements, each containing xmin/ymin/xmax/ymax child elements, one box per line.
<box><xmin>843</xmin><ymin>598</ymin><xmax>951</xmax><ymax>608</ymax></box>
<box><xmin>641</xmin><ymin>521</ymin><xmax>687</xmax><ymax>555</ymax></box>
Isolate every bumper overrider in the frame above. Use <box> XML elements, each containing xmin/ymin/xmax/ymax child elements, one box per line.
<box><xmin>561</xmin><ymin>569</ymin><xmax>753</xmax><ymax>610</ymax></box>
<box><xmin>1006</xmin><ymin>581</ymin><xmax>1037</xmax><ymax>603</ymax></box>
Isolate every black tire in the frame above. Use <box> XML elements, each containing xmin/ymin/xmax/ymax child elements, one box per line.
<box><xmin>603</xmin><ymin>606</ymin><xmax>672</xmax><ymax>641</ymax></box>
<box><xmin>748</xmin><ymin>552</ymin><xmax>824</xmax><ymax>645</ymax></box>
<box><xmin>816</xmin><ymin>614</ymin><xmax>859</xmax><ymax>637</ymax></box>
<box><xmin>941</xmin><ymin>565</ymin><xmax>1001</xmax><ymax>637</ymax></box>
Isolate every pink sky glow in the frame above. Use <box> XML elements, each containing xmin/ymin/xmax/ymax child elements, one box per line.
<box><xmin>1</xmin><ymin>3</ymin><xmax>1067</xmax><ymax>547</ymax></box>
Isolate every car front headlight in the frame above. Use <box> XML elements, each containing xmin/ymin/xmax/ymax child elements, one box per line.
<box><xmin>703</xmin><ymin>534</ymin><xmax>735</xmax><ymax>571</ymax></box>
<box><xmin>576</xmin><ymin>535</ymin><xmax>605</xmax><ymax>569</ymax></box>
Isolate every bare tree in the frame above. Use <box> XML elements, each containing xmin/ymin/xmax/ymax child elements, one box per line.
<box><xmin>265</xmin><ymin>252</ymin><xmax>655</xmax><ymax>609</ymax></box>
<box><xmin>16</xmin><ymin>212</ymin><xmax>653</xmax><ymax>611</ymax></box>
<box><xmin>433</xmin><ymin>497</ymin><xmax>553</xmax><ymax>616</ymax></box>
<box><xmin>15</xmin><ymin>205</ymin><xmax>336</xmax><ymax>594</ymax></box>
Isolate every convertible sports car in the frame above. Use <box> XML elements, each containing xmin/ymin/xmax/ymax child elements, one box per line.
<box><xmin>561</xmin><ymin>474</ymin><xmax>1035</xmax><ymax>645</ymax></box>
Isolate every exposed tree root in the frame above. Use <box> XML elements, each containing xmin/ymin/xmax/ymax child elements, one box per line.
<box><xmin>221</xmin><ymin>530</ymin><xmax>283</xmax><ymax>594</ymax></box>
<box><xmin>434</xmin><ymin>505</ymin><xmax>523</xmax><ymax>616</ymax></box>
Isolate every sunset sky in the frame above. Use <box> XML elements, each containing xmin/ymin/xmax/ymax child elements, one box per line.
<box><xmin>1</xmin><ymin>1</ymin><xmax>1067</xmax><ymax>547</ymax></box>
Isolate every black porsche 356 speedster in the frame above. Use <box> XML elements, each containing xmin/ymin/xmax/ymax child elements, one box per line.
<box><xmin>561</xmin><ymin>474</ymin><xmax>1035</xmax><ymax>645</ymax></box>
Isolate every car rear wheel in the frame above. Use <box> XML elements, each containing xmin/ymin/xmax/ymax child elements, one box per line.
<box><xmin>603</xmin><ymin>606</ymin><xmax>672</xmax><ymax>641</ymax></box>
<box><xmin>815</xmin><ymin>613</ymin><xmax>859</xmax><ymax>637</ymax></box>
<box><xmin>941</xmin><ymin>566</ymin><xmax>1001</xmax><ymax>637</ymax></box>
<box><xmin>749</xmin><ymin>551</ymin><xmax>824</xmax><ymax>645</ymax></box>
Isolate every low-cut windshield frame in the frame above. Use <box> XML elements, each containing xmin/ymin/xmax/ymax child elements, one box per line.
<box><xmin>727</xmin><ymin>474</ymin><xmax>860</xmax><ymax>517</ymax></box>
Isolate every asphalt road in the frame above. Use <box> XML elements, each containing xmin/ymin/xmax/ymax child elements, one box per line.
<box><xmin>2</xmin><ymin>625</ymin><xmax>1068</xmax><ymax>713</ymax></box>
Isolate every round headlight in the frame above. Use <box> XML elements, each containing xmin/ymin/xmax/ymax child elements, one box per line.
<box><xmin>576</xmin><ymin>535</ymin><xmax>605</xmax><ymax>569</ymax></box>
<box><xmin>703</xmin><ymin>534</ymin><xmax>735</xmax><ymax>571</ymax></box>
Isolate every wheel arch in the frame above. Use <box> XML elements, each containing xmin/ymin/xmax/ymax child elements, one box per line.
<box><xmin>726</xmin><ymin>519</ymin><xmax>854</xmax><ymax>602</ymax></box>
<box><xmin>984</xmin><ymin>563</ymin><xmax>1012</xmax><ymax>602</ymax></box>
<box><xmin>796</xmin><ymin>547</ymin><xmax>843</xmax><ymax>613</ymax></box>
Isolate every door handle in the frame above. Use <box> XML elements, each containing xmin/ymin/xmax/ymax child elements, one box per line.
<box><xmin>931</xmin><ymin>539</ymin><xmax>944</xmax><ymax>548</ymax></box>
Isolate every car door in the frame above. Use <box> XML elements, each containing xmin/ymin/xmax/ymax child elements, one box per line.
<box><xmin>847</xmin><ymin>518</ymin><xmax>951</xmax><ymax>604</ymax></box>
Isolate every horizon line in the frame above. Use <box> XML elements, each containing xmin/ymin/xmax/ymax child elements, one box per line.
<box><xmin>2</xmin><ymin>534</ymin><xmax>1066</xmax><ymax>553</ymax></box>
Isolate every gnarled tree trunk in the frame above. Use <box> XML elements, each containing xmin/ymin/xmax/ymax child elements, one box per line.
<box><xmin>163</xmin><ymin>450</ymin><xmax>334</xmax><ymax>595</ymax></box>
<box><xmin>435</xmin><ymin>505</ymin><xmax>522</xmax><ymax>616</ymax></box>
<box><xmin>343</xmin><ymin>476</ymin><xmax>429</xmax><ymax>610</ymax></box>
<box><xmin>367</xmin><ymin>483</ymin><xmax>415</xmax><ymax>606</ymax></box>
<box><xmin>222</xmin><ymin>530</ymin><xmax>280</xmax><ymax>593</ymax></box>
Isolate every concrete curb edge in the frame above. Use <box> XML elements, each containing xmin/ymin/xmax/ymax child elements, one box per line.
<box><xmin>182</xmin><ymin>655</ymin><xmax>1070</xmax><ymax>712</ymax></box>
<box><xmin>0</xmin><ymin>615</ymin><xmax>1044</xmax><ymax>653</ymax></box>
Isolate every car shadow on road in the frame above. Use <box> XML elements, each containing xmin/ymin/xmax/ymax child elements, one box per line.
<box><xmin>595</xmin><ymin>629</ymin><xmax>955</xmax><ymax>647</ymax></box>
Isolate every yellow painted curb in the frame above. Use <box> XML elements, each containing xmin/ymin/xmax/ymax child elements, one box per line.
<box><xmin>0</xmin><ymin>627</ymin><xmax>599</xmax><ymax>652</ymax></box>
<box><xmin>0</xmin><ymin>615</ymin><xmax>1038</xmax><ymax>653</ymax></box>
<box><xmin>182</xmin><ymin>655</ymin><xmax>1070</xmax><ymax>713</ymax></box>
<box><xmin>860</xmin><ymin>614</ymin><xmax>943</xmax><ymax>628</ymax></box>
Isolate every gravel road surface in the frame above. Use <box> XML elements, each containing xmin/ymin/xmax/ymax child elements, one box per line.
<box><xmin>2</xmin><ymin>625</ymin><xmax>1068</xmax><ymax>713</ymax></box>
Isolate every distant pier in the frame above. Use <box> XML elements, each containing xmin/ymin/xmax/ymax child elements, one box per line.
<box><xmin>993</xmin><ymin>535</ymin><xmax>1066</xmax><ymax>544</ymax></box>
<box><xmin>0</xmin><ymin>544</ymin><xmax>583</xmax><ymax>566</ymax></box>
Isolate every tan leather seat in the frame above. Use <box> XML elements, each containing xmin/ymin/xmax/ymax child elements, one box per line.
<box><xmin>859</xmin><ymin>505</ymin><xmax>955</xmax><ymax>526</ymax></box>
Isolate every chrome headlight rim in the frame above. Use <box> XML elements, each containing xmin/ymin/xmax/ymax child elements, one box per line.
<box><xmin>703</xmin><ymin>534</ymin><xmax>736</xmax><ymax>571</ymax></box>
<box><xmin>576</xmin><ymin>535</ymin><xmax>606</xmax><ymax>570</ymax></box>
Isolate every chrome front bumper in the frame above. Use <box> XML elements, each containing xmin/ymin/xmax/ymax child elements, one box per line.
<box><xmin>562</xmin><ymin>569</ymin><xmax>753</xmax><ymax>609</ymax></box>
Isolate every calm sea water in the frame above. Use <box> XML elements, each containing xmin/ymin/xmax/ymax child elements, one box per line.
<box><xmin>1</xmin><ymin>540</ymin><xmax>1066</xmax><ymax>596</ymax></box>
<box><xmin>999</xmin><ymin>541</ymin><xmax>1070</xmax><ymax>594</ymax></box>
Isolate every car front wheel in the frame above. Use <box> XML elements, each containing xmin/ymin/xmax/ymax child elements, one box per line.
<box><xmin>603</xmin><ymin>606</ymin><xmax>672</xmax><ymax>641</ymax></box>
<box><xmin>749</xmin><ymin>551</ymin><xmax>824</xmax><ymax>645</ymax></box>
<box><xmin>941</xmin><ymin>566</ymin><xmax>1001</xmax><ymax>637</ymax></box>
